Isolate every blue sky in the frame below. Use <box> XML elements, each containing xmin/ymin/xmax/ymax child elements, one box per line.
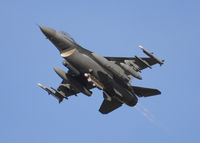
<box><xmin>0</xmin><ymin>0</ymin><xmax>200</xmax><ymax>142</ymax></box>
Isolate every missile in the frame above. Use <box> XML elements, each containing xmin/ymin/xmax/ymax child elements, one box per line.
<box><xmin>50</xmin><ymin>87</ymin><xmax>68</xmax><ymax>99</ymax></box>
<box><xmin>135</xmin><ymin>55</ymin><xmax>152</xmax><ymax>69</ymax></box>
<box><xmin>50</xmin><ymin>86</ymin><xmax>66</xmax><ymax>97</ymax></box>
<box><xmin>37</xmin><ymin>83</ymin><xmax>65</xmax><ymax>103</ymax></box>
<box><xmin>139</xmin><ymin>46</ymin><xmax>164</xmax><ymax>66</ymax></box>
<box><xmin>120</xmin><ymin>63</ymin><xmax>142</xmax><ymax>80</ymax></box>
<box><xmin>38</xmin><ymin>83</ymin><xmax>54</xmax><ymax>95</ymax></box>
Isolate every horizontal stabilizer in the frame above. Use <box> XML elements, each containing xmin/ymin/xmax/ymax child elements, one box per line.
<box><xmin>99</xmin><ymin>98</ymin><xmax>122</xmax><ymax>114</ymax></box>
<box><xmin>132</xmin><ymin>86</ymin><xmax>161</xmax><ymax>97</ymax></box>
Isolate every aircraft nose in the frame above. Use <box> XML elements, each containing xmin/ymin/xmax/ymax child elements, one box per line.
<box><xmin>39</xmin><ymin>26</ymin><xmax>56</xmax><ymax>39</ymax></box>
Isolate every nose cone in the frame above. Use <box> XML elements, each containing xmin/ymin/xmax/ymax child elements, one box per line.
<box><xmin>39</xmin><ymin>26</ymin><xmax>56</xmax><ymax>39</ymax></box>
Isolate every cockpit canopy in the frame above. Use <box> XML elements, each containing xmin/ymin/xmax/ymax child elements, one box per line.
<box><xmin>60</xmin><ymin>31</ymin><xmax>76</xmax><ymax>43</ymax></box>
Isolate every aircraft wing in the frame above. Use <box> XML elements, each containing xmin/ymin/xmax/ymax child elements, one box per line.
<box><xmin>55</xmin><ymin>80</ymin><xmax>78</xmax><ymax>97</ymax></box>
<box><xmin>105</xmin><ymin>46</ymin><xmax>164</xmax><ymax>71</ymax></box>
<box><xmin>38</xmin><ymin>73</ymin><xmax>94</xmax><ymax>103</ymax></box>
<box><xmin>105</xmin><ymin>57</ymin><xmax>158</xmax><ymax>71</ymax></box>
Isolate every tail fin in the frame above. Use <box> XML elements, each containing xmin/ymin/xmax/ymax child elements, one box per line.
<box><xmin>132</xmin><ymin>86</ymin><xmax>161</xmax><ymax>97</ymax></box>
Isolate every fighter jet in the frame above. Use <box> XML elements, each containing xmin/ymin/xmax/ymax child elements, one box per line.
<box><xmin>38</xmin><ymin>26</ymin><xmax>164</xmax><ymax>114</ymax></box>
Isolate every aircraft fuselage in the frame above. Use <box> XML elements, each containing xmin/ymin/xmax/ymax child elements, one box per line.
<box><xmin>40</xmin><ymin>26</ymin><xmax>138</xmax><ymax>107</ymax></box>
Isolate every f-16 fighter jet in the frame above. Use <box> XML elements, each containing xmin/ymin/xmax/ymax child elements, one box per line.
<box><xmin>38</xmin><ymin>26</ymin><xmax>164</xmax><ymax>114</ymax></box>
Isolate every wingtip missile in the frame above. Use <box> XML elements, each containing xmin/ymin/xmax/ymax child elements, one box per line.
<box><xmin>139</xmin><ymin>45</ymin><xmax>144</xmax><ymax>50</ymax></box>
<box><xmin>37</xmin><ymin>83</ymin><xmax>43</xmax><ymax>88</ymax></box>
<box><xmin>139</xmin><ymin>46</ymin><xmax>164</xmax><ymax>66</ymax></box>
<box><xmin>38</xmin><ymin>83</ymin><xmax>66</xmax><ymax>103</ymax></box>
<box><xmin>38</xmin><ymin>83</ymin><xmax>54</xmax><ymax>95</ymax></box>
<box><xmin>37</xmin><ymin>83</ymin><xmax>45</xmax><ymax>90</ymax></box>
